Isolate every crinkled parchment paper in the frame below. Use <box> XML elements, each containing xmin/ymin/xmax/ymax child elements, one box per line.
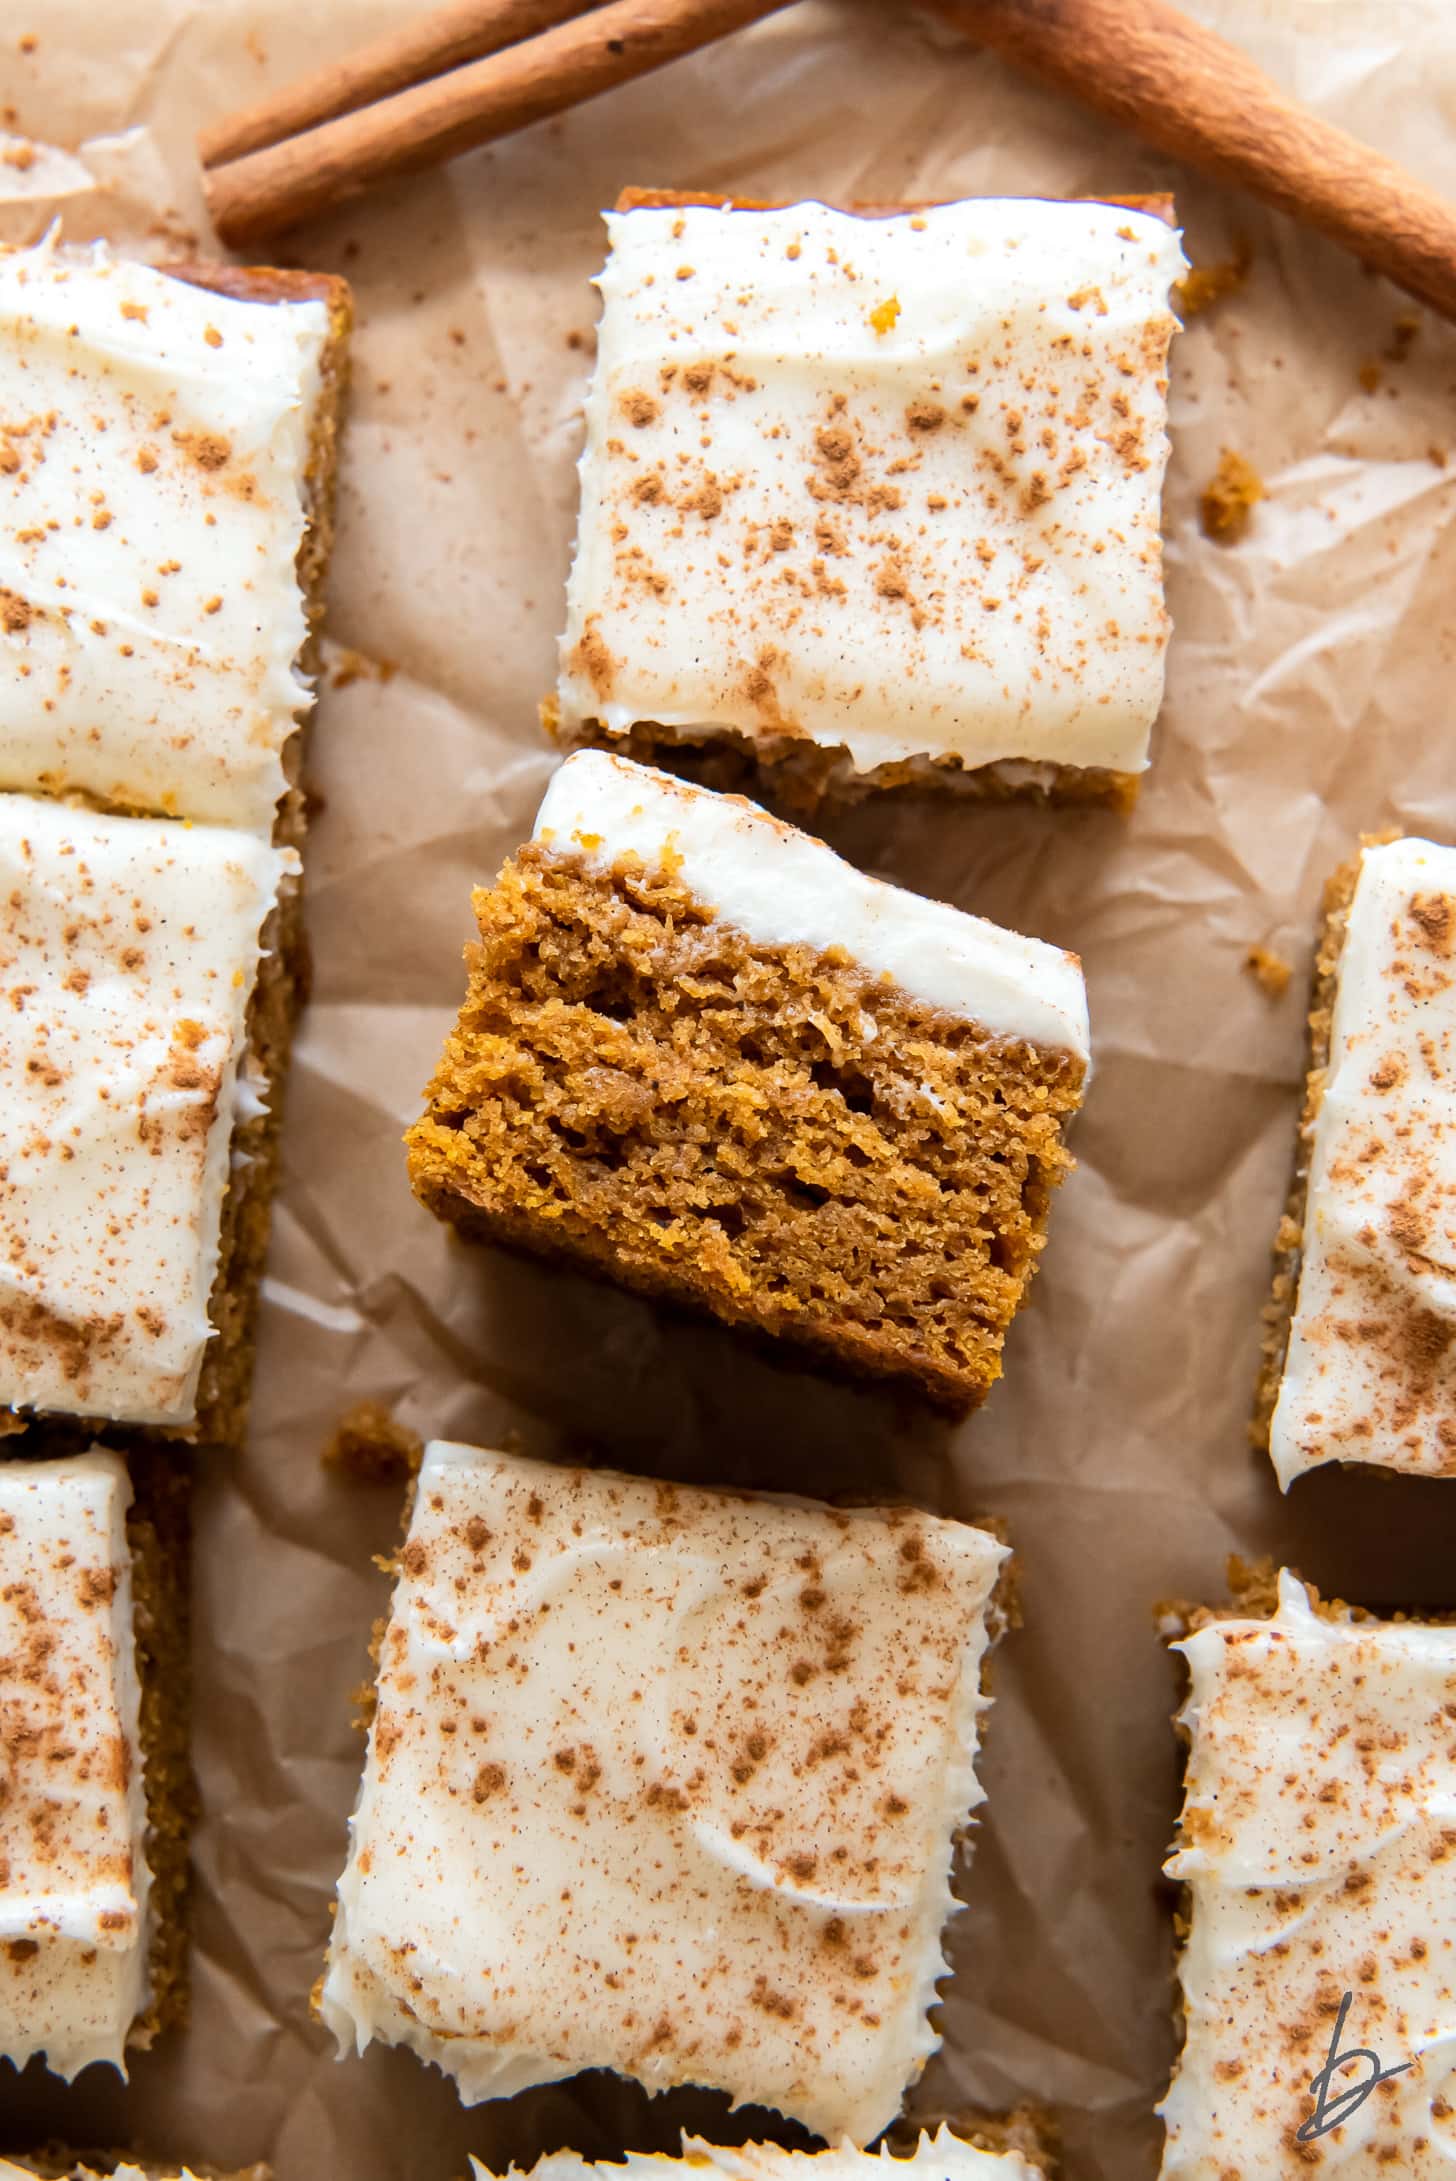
<box><xmin>4</xmin><ymin>3</ymin><xmax>1456</xmax><ymax>2175</ymax></box>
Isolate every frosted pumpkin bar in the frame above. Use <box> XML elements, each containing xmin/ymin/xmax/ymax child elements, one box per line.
<box><xmin>549</xmin><ymin>192</ymin><xmax>1185</xmax><ymax>807</ymax></box>
<box><xmin>0</xmin><ymin>1450</ymin><xmax>192</xmax><ymax>2080</ymax></box>
<box><xmin>1255</xmin><ymin>837</ymin><xmax>1456</xmax><ymax>1485</ymax></box>
<box><xmin>0</xmin><ymin>235</ymin><xmax>349</xmax><ymax>837</ymax></box>
<box><xmin>0</xmin><ymin>2165</ymin><xmax>267</xmax><ymax>2181</ymax></box>
<box><xmin>322</xmin><ymin>1443</ymin><xmax>1009</xmax><ymax>2142</ymax></box>
<box><xmin>1160</xmin><ymin>1567</ymin><xmax>1456</xmax><ymax>2175</ymax></box>
<box><xmin>0</xmin><ymin>797</ymin><xmax>294</xmax><ymax>1443</ymax></box>
<box><xmin>406</xmin><ymin>751</ymin><xmax>1088</xmax><ymax>1414</ymax></box>
<box><xmin>473</xmin><ymin>2136</ymin><xmax>1046</xmax><ymax>2181</ymax></box>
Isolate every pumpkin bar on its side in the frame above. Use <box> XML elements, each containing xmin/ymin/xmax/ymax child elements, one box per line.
<box><xmin>406</xmin><ymin>750</ymin><xmax>1089</xmax><ymax>1414</ymax></box>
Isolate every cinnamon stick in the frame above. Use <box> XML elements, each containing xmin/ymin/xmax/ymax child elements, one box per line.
<box><xmin>931</xmin><ymin>0</ymin><xmax>1456</xmax><ymax>324</ymax></box>
<box><xmin>203</xmin><ymin>0</ymin><xmax>791</xmax><ymax>247</ymax></box>
<box><xmin>199</xmin><ymin>0</ymin><xmax>599</xmax><ymax>170</ymax></box>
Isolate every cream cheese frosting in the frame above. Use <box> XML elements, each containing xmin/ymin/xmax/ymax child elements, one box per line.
<box><xmin>322</xmin><ymin>1443</ymin><xmax>1007</xmax><ymax>2143</ymax></box>
<box><xmin>1161</xmin><ymin>1570</ymin><xmax>1456</xmax><ymax>2177</ymax></box>
<box><xmin>0</xmin><ymin>233</ymin><xmax>329</xmax><ymax>832</ymax></box>
<box><xmin>558</xmin><ymin>197</ymin><xmax>1185</xmax><ymax>780</ymax></box>
<box><xmin>0</xmin><ymin>1450</ymin><xmax>150</xmax><ymax>2079</ymax></box>
<box><xmin>477</xmin><ymin>2130</ymin><xmax>1044</xmax><ymax>2181</ymax></box>
<box><xmin>1271</xmin><ymin>837</ymin><xmax>1456</xmax><ymax>1486</ymax></box>
<box><xmin>0</xmin><ymin>2168</ymin><xmax>216</xmax><ymax>2180</ymax></box>
<box><xmin>535</xmin><ymin>751</ymin><xmax>1089</xmax><ymax>1059</ymax></box>
<box><xmin>0</xmin><ymin>792</ymin><xmax>294</xmax><ymax>1428</ymax></box>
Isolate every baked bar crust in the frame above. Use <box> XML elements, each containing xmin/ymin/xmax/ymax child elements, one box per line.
<box><xmin>173</xmin><ymin>262</ymin><xmax>352</xmax><ymax>1454</ymax></box>
<box><xmin>124</xmin><ymin>1447</ymin><xmax>197</xmax><ymax>2046</ymax></box>
<box><xmin>1249</xmin><ymin>851</ymin><xmax>1361</xmax><ymax>1452</ymax></box>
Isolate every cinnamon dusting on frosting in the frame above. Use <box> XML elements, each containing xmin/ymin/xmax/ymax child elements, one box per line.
<box><xmin>558</xmin><ymin>199</ymin><xmax>1185</xmax><ymax>781</ymax></box>
<box><xmin>1272</xmin><ymin>842</ymin><xmax>1456</xmax><ymax>1483</ymax></box>
<box><xmin>0</xmin><ymin>1451</ymin><xmax>149</xmax><ymax>2076</ymax></box>
<box><xmin>1164</xmin><ymin>1571</ymin><xmax>1456</xmax><ymax>2173</ymax></box>
<box><xmin>322</xmin><ymin>1443</ymin><xmax>1006</xmax><ymax>2141</ymax></box>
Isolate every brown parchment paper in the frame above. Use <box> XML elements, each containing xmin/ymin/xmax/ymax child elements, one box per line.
<box><xmin>4</xmin><ymin>2</ymin><xmax>1456</xmax><ymax>2175</ymax></box>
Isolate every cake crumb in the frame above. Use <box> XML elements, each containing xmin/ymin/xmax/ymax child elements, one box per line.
<box><xmin>322</xmin><ymin>1398</ymin><xmax>423</xmax><ymax>1484</ymax></box>
<box><xmin>868</xmin><ymin>295</ymin><xmax>901</xmax><ymax>336</ymax></box>
<box><xmin>1199</xmin><ymin>448</ymin><xmax>1265</xmax><ymax>543</ymax></box>
<box><xmin>1384</xmin><ymin>310</ymin><xmax>1423</xmax><ymax>365</ymax></box>
<box><xmin>330</xmin><ymin>646</ymin><xmax>400</xmax><ymax>690</ymax></box>
<box><xmin>1173</xmin><ymin>240</ymin><xmax>1251</xmax><ymax>318</ymax></box>
<box><xmin>1244</xmin><ymin>941</ymin><xmax>1292</xmax><ymax>999</ymax></box>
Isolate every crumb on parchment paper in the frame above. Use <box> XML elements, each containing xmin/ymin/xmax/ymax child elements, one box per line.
<box><xmin>1245</xmin><ymin>942</ymin><xmax>1292</xmax><ymax>999</ymax></box>
<box><xmin>1173</xmin><ymin>238</ymin><xmax>1251</xmax><ymax>319</ymax></box>
<box><xmin>1200</xmin><ymin>448</ymin><xmax>1265</xmax><ymax>543</ymax></box>
<box><xmin>330</xmin><ymin>646</ymin><xmax>399</xmax><ymax>690</ymax></box>
<box><xmin>322</xmin><ymin>1398</ymin><xmax>423</xmax><ymax>1483</ymax></box>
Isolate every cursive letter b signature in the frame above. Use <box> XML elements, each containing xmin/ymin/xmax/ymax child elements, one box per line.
<box><xmin>1296</xmin><ymin>1990</ymin><xmax>1413</xmax><ymax>2143</ymax></box>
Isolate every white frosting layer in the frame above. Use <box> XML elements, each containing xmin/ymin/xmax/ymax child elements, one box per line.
<box><xmin>1162</xmin><ymin>1571</ymin><xmax>1456</xmax><ymax>2177</ymax></box>
<box><xmin>1271</xmin><ymin>838</ymin><xmax>1456</xmax><ymax>1486</ymax></box>
<box><xmin>478</xmin><ymin>2130</ymin><xmax>1043</xmax><ymax>2181</ymax></box>
<box><xmin>0</xmin><ymin>2168</ymin><xmax>214</xmax><ymax>2180</ymax></box>
<box><xmin>323</xmin><ymin>1443</ymin><xmax>1006</xmax><ymax>2144</ymax></box>
<box><xmin>535</xmin><ymin>751</ymin><xmax>1089</xmax><ymax>1058</ymax></box>
<box><xmin>0</xmin><ymin>234</ymin><xmax>329</xmax><ymax>831</ymax></box>
<box><xmin>0</xmin><ymin>793</ymin><xmax>294</xmax><ymax>1427</ymax></box>
<box><xmin>0</xmin><ymin>1450</ymin><xmax>149</xmax><ymax>2079</ymax></box>
<box><xmin>559</xmin><ymin>197</ymin><xmax>1184</xmax><ymax>779</ymax></box>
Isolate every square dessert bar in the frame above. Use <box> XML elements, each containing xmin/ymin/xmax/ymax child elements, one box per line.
<box><xmin>0</xmin><ymin>2167</ymin><xmax>266</xmax><ymax>2181</ymax></box>
<box><xmin>551</xmin><ymin>191</ymin><xmax>1185</xmax><ymax>808</ymax></box>
<box><xmin>470</xmin><ymin>2133</ymin><xmax>1046</xmax><ymax>2181</ymax></box>
<box><xmin>322</xmin><ymin>1443</ymin><xmax>1009</xmax><ymax>2142</ymax></box>
<box><xmin>1255</xmin><ymin>837</ymin><xmax>1456</xmax><ymax>1485</ymax></box>
<box><xmin>0</xmin><ymin>1449</ymin><xmax>193</xmax><ymax>2080</ymax></box>
<box><xmin>0</xmin><ymin>237</ymin><xmax>350</xmax><ymax>838</ymax></box>
<box><xmin>407</xmin><ymin>751</ymin><xmax>1088</xmax><ymax>1413</ymax></box>
<box><xmin>0</xmin><ymin>795</ymin><xmax>294</xmax><ymax>1443</ymax></box>
<box><xmin>1160</xmin><ymin>1568</ymin><xmax>1456</xmax><ymax>2176</ymax></box>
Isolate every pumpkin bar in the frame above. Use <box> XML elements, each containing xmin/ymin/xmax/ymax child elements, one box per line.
<box><xmin>0</xmin><ymin>236</ymin><xmax>349</xmax><ymax>840</ymax></box>
<box><xmin>1255</xmin><ymin>836</ymin><xmax>1456</xmax><ymax>1486</ymax></box>
<box><xmin>321</xmin><ymin>1442</ymin><xmax>1009</xmax><ymax>2142</ymax></box>
<box><xmin>0</xmin><ymin>240</ymin><xmax>351</xmax><ymax>1453</ymax></box>
<box><xmin>550</xmin><ymin>191</ymin><xmax>1185</xmax><ymax>809</ymax></box>
<box><xmin>471</xmin><ymin>2135</ymin><xmax>1047</xmax><ymax>2181</ymax></box>
<box><xmin>0</xmin><ymin>797</ymin><xmax>294</xmax><ymax>1443</ymax></box>
<box><xmin>1160</xmin><ymin>1567</ymin><xmax>1456</xmax><ymax>2174</ymax></box>
<box><xmin>0</xmin><ymin>2164</ymin><xmax>266</xmax><ymax>2181</ymax></box>
<box><xmin>0</xmin><ymin>1448</ymin><xmax>193</xmax><ymax>2079</ymax></box>
<box><xmin>406</xmin><ymin>750</ymin><xmax>1088</xmax><ymax>1414</ymax></box>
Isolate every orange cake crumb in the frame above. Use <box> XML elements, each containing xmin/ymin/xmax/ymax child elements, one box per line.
<box><xmin>1243</xmin><ymin>941</ymin><xmax>1291</xmax><ymax>998</ymax></box>
<box><xmin>1199</xmin><ymin>448</ymin><xmax>1265</xmax><ymax>543</ymax></box>
<box><xmin>322</xmin><ymin>1398</ymin><xmax>423</xmax><ymax>1483</ymax></box>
